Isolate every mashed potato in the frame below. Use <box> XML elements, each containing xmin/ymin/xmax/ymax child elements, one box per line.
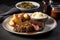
<box><xmin>31</xmin><ymin>12</ymin><xmax>48</xmax><ymax>19</ymax></box>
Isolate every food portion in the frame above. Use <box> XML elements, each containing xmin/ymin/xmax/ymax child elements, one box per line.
<box><xmin>17</xmin><ymin>2</ymin><xmax>37</xmax><ymax>9</ymax></box>
<box><xmin>9</xmin><ymin>12</ymin><xmax>46</xmax><ymax>33</ymax></box>
<box><xmin>31</xmin><ymin>12</ymin><xmax>48</xmax><ymax>19</ymax></box>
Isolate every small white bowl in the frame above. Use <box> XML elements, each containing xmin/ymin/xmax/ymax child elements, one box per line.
<box><xmin>31</xmin><ymin>12</ymin><xmax>48</xmax><ymax>22</ymax></box>
<box><xmin>15</xmin><ymin>1</ymin><xmax>40</xmax><ymax>11</ymax></box>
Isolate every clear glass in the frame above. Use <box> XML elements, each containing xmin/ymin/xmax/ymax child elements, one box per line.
<box><xmin>51</xmin><ymin>5</ymin><xmax>60</xmax><ymax>19</ymax></box>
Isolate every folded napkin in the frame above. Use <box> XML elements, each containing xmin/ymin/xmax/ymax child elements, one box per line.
<box><xmin>0</xmin><ymin>7</ymin><xmax>21</xmax><ymax>23</ymax></box>
<box><xmin>0</xmin><ymin>7</ymin><xmax>21</xmax><ymax>16</ymax></box>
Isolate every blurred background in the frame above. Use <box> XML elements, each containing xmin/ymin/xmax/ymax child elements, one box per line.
<box><xmin>0</xmin><ymin>0</ymin><xmax>60</xmax><ymax>19</ymax></box>
<box><xmin>0</xmin><ymin>0</ymin><xmax>42</xmax><ymax>14</ymax></box>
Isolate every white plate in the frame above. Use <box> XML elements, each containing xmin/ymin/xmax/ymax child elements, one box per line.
<box><xmin>2</xmin><ymin>13</ymin><xmax>57</xmax><ymax>35</ymax></box>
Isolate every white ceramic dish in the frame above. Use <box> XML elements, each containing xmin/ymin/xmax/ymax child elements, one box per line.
<box><xmin>2</xmin><ymin>13</ymin><xmax>57</xmax><ymax>35</ymax></box>
<box><xmin>30</xmin><ymin>12</ymin><xmax>48</xmax><ymax>22</ymax></box>
<box><xmin>15</xmin><ymin>1</ymin><xmax>40</xmax><ymax>11</ymax></box>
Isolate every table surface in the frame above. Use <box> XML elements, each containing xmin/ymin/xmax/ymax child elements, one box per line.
<box><xmin>0</xmin><ymin>1</ymin><xmax>60</xmax><ymax>40</ymax></box>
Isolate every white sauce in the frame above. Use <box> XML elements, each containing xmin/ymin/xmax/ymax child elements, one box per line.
<box><xmin>31</xmin><ymin>12</ymin><xmax>48</xmax><ymax>19</ymax></box>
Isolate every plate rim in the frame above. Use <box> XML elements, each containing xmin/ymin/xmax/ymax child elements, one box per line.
<box><xmin>2</xmin><ymin>13</ymin><xmax>57</xmax><ymax>35</ymax></box>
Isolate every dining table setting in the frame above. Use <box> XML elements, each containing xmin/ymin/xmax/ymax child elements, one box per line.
<box><xmin>0</xmin><ymin>0</ymin><xmax>60</xmax><ymax>40</ymax></box>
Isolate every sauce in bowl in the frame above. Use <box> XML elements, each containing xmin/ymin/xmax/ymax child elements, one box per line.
<box><xmin>31</xmin><ymin>12</ymin><xmax>48</xmax><ymax>20</ymax></box>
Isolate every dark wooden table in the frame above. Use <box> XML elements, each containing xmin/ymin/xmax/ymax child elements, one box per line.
<box><xmin>0</xmin><ymin>0</ymin><xmax>60</xmax><ymax>40</ymax></box>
